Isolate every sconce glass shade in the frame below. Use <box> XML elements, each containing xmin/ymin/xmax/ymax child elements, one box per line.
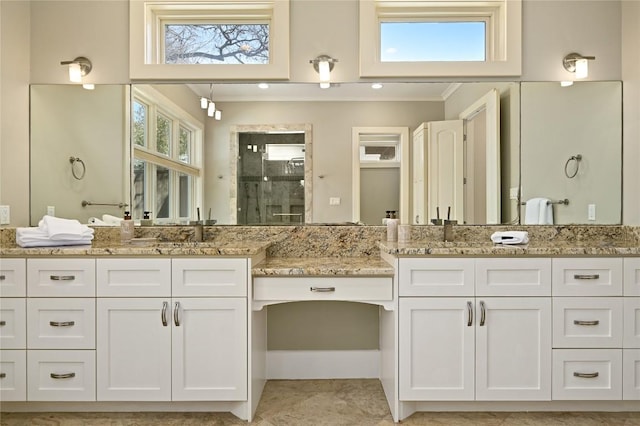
<box><xmin>318</xmin><ymin>60</ymin><xmax>331</xmax><ymax>83</ymax></box>
<box><xmin>200</xmin><ymin>97</ymin><xmax>208</xmax><ymax>109</ymax></box>
<box><xmin>68</xmin><ymin>63</ymin><xmax>83</xmax><ymax>83</ymax></box>
<box><xmin>207</xmin><ymin>102</ymin><xmax>215</xmax><ymax>117</ymax></box>
<box><xmin>575</xmin><ymin>58</ymin><xmax>588</xmax><ymax>79</ymax></box>
<box><xmin>214</xmin><ymin>110</ymin><xmax>222</xmax><ymax>120</ymax></box>
<box><xmin>311</xmin><ymin>55</ymin><xmax>337</xmax><ymax>89</ymax></box>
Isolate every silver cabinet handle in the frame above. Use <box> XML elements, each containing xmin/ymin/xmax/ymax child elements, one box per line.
<box><xmin>573</xmin><ymin>371</ymin><xmax>599</xmax><ymax>378</ymax></box>
<box><xmin>574</xmin><ymin>274</ymin><xmax>600</xmax><ymax>280</ymax></box>
<box><xmin>479</xmin><ymin>300</ymin><xmax>486</xmax><ymax>326</ymax></box>
<box><xmin>173</xmin><ymin>302</ymin><xmax>181</xmax><ymax>327</ymax></box>
<box><xmin>467</xmin><ymin>301</ymin><xmax>473</xmax><ymax>326</ymax></box>
<box><xmin>50</xmin><ymin>372</ymin><xmax>76</xmax><ymax>379</ymax></box>
<box><xmin>573</xmin><ymin>320</ymin><xmax>600</xmax><ymax>326</ymax></box>
<box><xmin>161</xmin><ymin>301</ymin><xmax>169</xmax><ymax>327</ymax></box>
<box><xmin>50</xmin><ymin>275</ymin><xmax>75</xmax><ymax>281</ymax></box>
<box><xmin>49</xmin><ymin>321</ymin><xmax>75</xmax><ymax>327</ymax></box>
<box><xmin>310</xmin><ymin>287</ymin><xmax>336</xmax><ymax>292</ymax></box>
<box><xmin>0</xmin><ymin>321</ymin><xmax>5</xmax><ymax>326</ymax></box>
<box><xmin>0</xmin><ymin>373</ymin><xmax>6</xmax><ymax>378</ymax></box>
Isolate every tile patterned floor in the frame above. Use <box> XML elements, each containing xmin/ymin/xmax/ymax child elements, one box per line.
<box><xmin>2</xmin><ymin>379</ymin><xmax>639</xmax><ymax>425</ymax></box>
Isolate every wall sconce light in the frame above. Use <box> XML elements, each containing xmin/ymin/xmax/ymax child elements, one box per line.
<box><xmin>60</xmin><ymin>56</ymin><xmax>92</xmax><ymax>83</ymax></box>
<box><xmin>200</xmin><ymin>84</ymin><xmax>220</xmax><ymax>119</ymax></box>
<box><xmin>562</xmin><ymin>52</ymin><xmax>595</xmax><ymax>79</ymax></box>
<box><xmin>310</xmin><ymin>55</ymin><xmax>337</xmax><ymax>89</ymax></box>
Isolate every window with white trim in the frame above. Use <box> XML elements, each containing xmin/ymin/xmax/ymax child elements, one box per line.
<box><xmin>130</xmin><ymin>0</ymin><xmax>290</xmax><ymax>80</ymax></box>
<box><xmin>359</xmin><ymin>0</ymin><xmax>521</xmax><ymax>77</ymax></box>
<box><xmin>132</xmin><ymin>86</ymin><xmax>203</xmax><ymax>223</ymax></box>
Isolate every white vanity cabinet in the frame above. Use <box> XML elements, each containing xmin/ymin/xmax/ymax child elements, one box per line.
<box><xmin>398</xmin><ymin>258</ymin><xmax>552</xmax><ymax>402</ymax></box>
<box><xmin>96</xmin><ymin>258</ymin><xmax>247</xmax><ymax>402</ymax></box>
<box><xmin>0</xmin><ymin>258</ymin><xmax>27</xmax><ymax>401</ymax></box>
<box><xmin>551</xmin><ymin>258</ymin><xmax>625</xmax><ymax>400</ymax></box>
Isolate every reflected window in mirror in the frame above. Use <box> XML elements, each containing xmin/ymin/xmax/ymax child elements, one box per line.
<box><xmin>132</xmin><ymin>86</ymin><xmax>203</xmax><ymax>223</ymax></box>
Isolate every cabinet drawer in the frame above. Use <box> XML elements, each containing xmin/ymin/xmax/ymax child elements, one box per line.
<box><xmin>552</xmin><ymin>349</ymin><xmax>622</xmax><ymax>400</ymax></box>
<box><xmin>553</xmin><ymin>298</ymin><xmax>623</xmax><ymax>348</ymax></box>
<box><xmin>476</xmin><ymin>258</ymin><xmax>551</xmax><ymax>296</ymax></box>
<box><xmin>399</xmin><ymin>258</ymin><xmax>474</xmax><ymax>296</ymax></box>
<box><xmin>0</xmin><ymin>258</ymin><xmax>26</xmax><ymax>297</ymax></box>
<box><xmin>27</xmin><ymin>259</ymin><xmax>95</xmax><ymax>297</ymax></box>
<box><xmin>0</xmin><ymin>298</ymin><xmax>26</xmax><ymax>349</ymax></box>
<box><xmin>552</xmin><ymin>258</ymin><xmax>622</xmax><ymax>296</ymax></box>
<box><xmin>624</xmin><ymin>349</ymin><xmax>640</xmax><ymax>400</ymax></box>
<box><xmin>27</xmin><ymin>350</ymin><xmax>96</xmax><ymax>401</ymax></box>
<box><xmin>624</xmin><ymin>298</ymin><xmax>640</xmax><ymax>348</ymax></box>
<box><xmin>0</xmin><ymin>350</ymin><xmax>26</xmax><ymax>401</ymax></box>
<box><xmin>97</xmin><ymin>258</ymin><xmax>171</xmax><ymax>297</ymax></box>
<box><xmin>624</xmin><ymin>258</ymin><xmax>640</xmax><ymax>296</ymax></box>
<box><xmin>27</xmin><ymin>298</ymin><xmax>95</xmax><ymax>349</ymax></box>
<box><xmin>253</xmin><ymin>277</ymin><xmax>392</xmax><ymax>301</ymax></box>
<box><xmin>172</xmin><ymin>258</ymin><xmax>247</xmax><ymax>297</ymax></box>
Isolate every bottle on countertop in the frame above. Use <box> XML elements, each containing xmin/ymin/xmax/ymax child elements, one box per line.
<box><xmin>386</xmin><ymin>210</ymin><xmax>398</xmax><ymax>242</ymax></box>
<box><xmin>140</xmin><ymin>211</ymin><xmax>153</xmax><ymax>226</ymax></box>
<box><xmin>120</xmin><ymin>211</ymin><xmax>134</xmax><ymax>242</ymax></box>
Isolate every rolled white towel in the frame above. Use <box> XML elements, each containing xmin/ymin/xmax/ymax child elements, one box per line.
<box><xmin>490</xmin><ymin>231</ymin><xmax>529</xmax><ymax>245</ymax></box>
<box><xmin>88</xmin><ymin>217</ymin><xmax>109</xmax><ymax>226</ymax></box>
<box><xmin>102</xmin><ymin>214</ymin><xmax>123</xmax><ymax>225</ymax></box>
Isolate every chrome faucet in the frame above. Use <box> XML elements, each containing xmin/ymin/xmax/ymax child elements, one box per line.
<box><xmin>192</xmin><ymin>222</ymin><xmax>204</xmax><ymax>242</ymax></box>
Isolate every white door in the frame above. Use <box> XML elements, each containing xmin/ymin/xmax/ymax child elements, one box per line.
<box><xmin>172</xmin><ymin>298</ymin><xmax>247</xmax><ymax>401</ymax></box>
<box><xmin>475</xmin><ymin>297</ymin><xmax>551</xmax><ymax>401</ymax></box>
<box><xmin>399</xmin><ymin>297</ymin><xmax>475</xmax><ymax>400</ymax></box>
<box><xmin>412</xmin><ymin>125</ymin><xmax>427</xmax><ymax>224</ymax></box>
<box><xmin>97</xmin><ymin>298</ymin><xmax>171</xmax><ymax>401</ymax></box>
<box><xmin>427</xmin><ymin>120</ymin><xmax>464</xmax><ymax>223</ymax></box>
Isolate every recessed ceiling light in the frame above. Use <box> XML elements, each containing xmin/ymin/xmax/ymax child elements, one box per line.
<box><xmin>371</xmin><ymin>83</ymin><xmax>383</xmax><ymax>90</ymax></box>
<box><xmin>258</xmin><ymin>83</ymin><xmax>269</xmax><ymax>89</ymax></box>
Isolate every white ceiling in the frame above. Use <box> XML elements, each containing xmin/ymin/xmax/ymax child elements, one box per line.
<box><xmin>187</xmin><ymin>82</ymin><xmax>461</xmax><ymax>102</ymax></box>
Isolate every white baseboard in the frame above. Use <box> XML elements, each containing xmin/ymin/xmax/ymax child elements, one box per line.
<box><xmin>266</xmin><ymin>350</ymin><xmax>380</xmax><ymax>379</ymax></box>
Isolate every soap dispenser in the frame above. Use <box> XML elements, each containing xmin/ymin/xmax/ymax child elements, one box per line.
<box><xmin>120</xmin><ymin>211</ymin><xmax>134</xmax><ymax>242</ymax></box>
<box><xmin>140</xmin><ymin>211</ymin><xmax>153</xmax><ymax>226</ymax></box>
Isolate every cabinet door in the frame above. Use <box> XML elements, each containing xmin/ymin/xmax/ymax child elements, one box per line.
<box><xmin>552</xmin><ymin>349</ymin><xmax>622</xmax><ymax>400</ymax></box>
<box><xmin>552</xmin><ymin>258</ymin><xmax>623</xmax><ymax>296</ymax></box>
<box><xmin>96</xmin><ymin>298</ymin><xmax>171</xmax><ymax>401</ymax></box>
<box><xmin>172</xmin><ymin>258</ymin><xmax>247</xmax><ymax>297</ymax></box>
<box><xmin>624</xmin><ymin>298</ymin><xmax>640</xmax><ymax>348</ymax></box>
<box><xmin>27</xmin><ymin>349</ymin><xmax>95</xmax><ymax>401</ymax></box>
<box><xmin>27</xmin><ymin>258</ymin><xmax>95</xmax><ymax>297</ymax></box>
<box><xmin>475</xmin><ymin>258</ymin><xmax>551</xmax><ymax>296</ymax></box>
<box><xmin>97</xmin><ymin>258</ymin><xmax>171</xmax><ymax>297</ymax></box>
<box><xmin>0</xmin><ymin>258</ymin><xmax>26</xmax><ymax>297</ymax></box>
<box><xmin>623</xmin><ymin>349</ymin><xmax>640</xmax><ymax>400</ymax></box>
<box><xmin>476</xmin><ymin>297</ymin><xmax>551</xmax><ymax>401</ymax></box>
<box><xmin>553</xmin><ymin>297</ymin><xmax>623</xmax><ymax>348</ymax></box>
<box><xmin>27</xmin><ymin>298</ymin><xmax>95</xmax><ymax>349</ymax></box>
<box><xmin>0</xmin><ymin>298</ymin><xmax>26</xmax><ymax>349</ymax></box>
<box><xmin>172</xmin><ymin>298</ymin><xmax>247</xmax><ymax>401</ymax></box>
<box><xmin>399</xmin><ymin>297</ymin><xmax>474</xmax><ymax>400</ymax></box>
<box><xmin>624</xmin><ymin>258</ymin><xmax>640</xmax><ymax>296</ymax></box>
<box><xmin>399</xmin><ymin>258</ymin><xmax>474</xmax><ymax>296</ymax></box>
<box><xmin>0</xmin><ymin>350</ymin><xmax>26</xmax><ymax>401</ymax></box>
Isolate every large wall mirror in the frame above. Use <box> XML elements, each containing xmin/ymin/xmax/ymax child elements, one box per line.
<box><xmin>29</xmin><ymin>81</ymin><xmax>622</xmax><ymax>226</ymax></box>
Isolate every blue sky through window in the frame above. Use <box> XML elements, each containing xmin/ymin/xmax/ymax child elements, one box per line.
<box><xmin>380</xmin><ymin>22</ymin><xmax>486</xmax><ymax>62</ymax></box>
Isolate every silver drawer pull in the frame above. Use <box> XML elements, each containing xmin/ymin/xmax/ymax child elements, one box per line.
<box><xmin>310</xmin><ymin>286</ymin><xmax>336</xmax><ymax>292</ymax></box>
<box><xmin>573</xmin><ymin>371</ymin><xmax>599</xmax><ymax>379</ymax></box>
<box><xmin>50</xmin><ymin>372</ymin><xmax>76</xmax><ymax>379</ymax></box>
<box><xmin>161</xmin><ymin>301</ymin><xmax>169</xmax><ymax>327</ymax></box>
<box><xmin>49</xmin><ymin>321</ymin><xmax>75</xmax><ymax>327</ymax></box>
<box><xmin>573</xmin><ymin>274</ymin><xmax>600</xmax><ymax>280</ymax></box>
<box><xmin>173</xmin><ymin>302</ymin><xmax>181</xmax><ymax>327</ymax></box>
<box><xmin>0</xmin><ymin>372</ymin><xmax>6</xmax><ymax>378</ymax></box>
<box><xmin>0</xmin><ymin>321</ymin><xmax>5</xmax><ymax>326</ymax></box>
<box><xmin>50</xmin><ymin>275</ymin><xmax>75</xmax><ymax>281</ymax></box>
<box><xmin>479</xmin><ymin>300</ymin><xmax>486</xmax><ymax>326</ymax></box>
<box><xmin>467</xmin><ymin>301</ymin><xmax>473</xmax><ymax>327</ymax></box>
<box><xmin>0</xmin><ymin>275</ymin><xmax>5</xmax><ymax>280</ymax></box>
<box><xmin>573</xmin><ymin>320</ymin><xmax>600</xmax><ymax>326</ymax></box>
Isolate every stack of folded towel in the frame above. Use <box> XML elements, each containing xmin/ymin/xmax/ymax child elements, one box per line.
<box><xmin>490</xmin><ymin>231</ymin><xmax>529</xmax><ymax>245</ymax></box>
<box><xmin>16</xmin><ymin>215</ymin><xmax>94</xmax><ymax>247</ymax></box>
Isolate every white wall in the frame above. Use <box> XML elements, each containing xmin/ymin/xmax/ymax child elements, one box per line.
<box><xmin>0</xmin><ymin>0</ymin><xmax>632</xmax><ymax>226</ymax></box>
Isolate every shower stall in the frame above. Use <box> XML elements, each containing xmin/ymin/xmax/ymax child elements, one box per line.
<box><xmin>237</xmin><ymin>132</ymin><xmax>306</xmax><ymax>225</ymax></box>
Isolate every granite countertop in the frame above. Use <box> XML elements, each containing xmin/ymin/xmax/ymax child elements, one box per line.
<box><xmin>252</xmin><ymin>256</ymin><xmax>395</xmax><ymax>276</ymax></box>
<box><xmin>0</xmin><ymin>240</ymin><xmax>271</xmax><ymax>257</ymax></box>
<box><xmin>379</xmin><ymin>240</ymin><xmax>640</xmax><ymax>256</ymax></box>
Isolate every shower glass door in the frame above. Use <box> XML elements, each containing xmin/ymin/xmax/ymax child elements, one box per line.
<box><xmin>237</xmin><ymin>132</ymin><xmax>305</xmax><ymax>225</ymax></box>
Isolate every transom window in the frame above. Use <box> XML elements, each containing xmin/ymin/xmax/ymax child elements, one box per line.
<box><xmin>132</xmin><ymin>86</ymin><xmax>203</xmax><ymax>223</ymax></box>
<box><xmin>129</xmin><ymin>0</ymin><xmax>289</xmax><ymax>80</ymax></box>
<box><xmin>359</xmin><ymin>0</ymin><xmax>521</xmax><ymax>77</ymax></box>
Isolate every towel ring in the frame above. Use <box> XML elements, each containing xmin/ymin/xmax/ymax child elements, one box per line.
<box><xmin>564</xmin><ymin>154</ymin><xmax>582</xmax><ymax>179</ymax></box>
<box><xmin>69</xmin><ymin>156</ymin><xmax>86</xmax><ymax>180</ymax></box>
